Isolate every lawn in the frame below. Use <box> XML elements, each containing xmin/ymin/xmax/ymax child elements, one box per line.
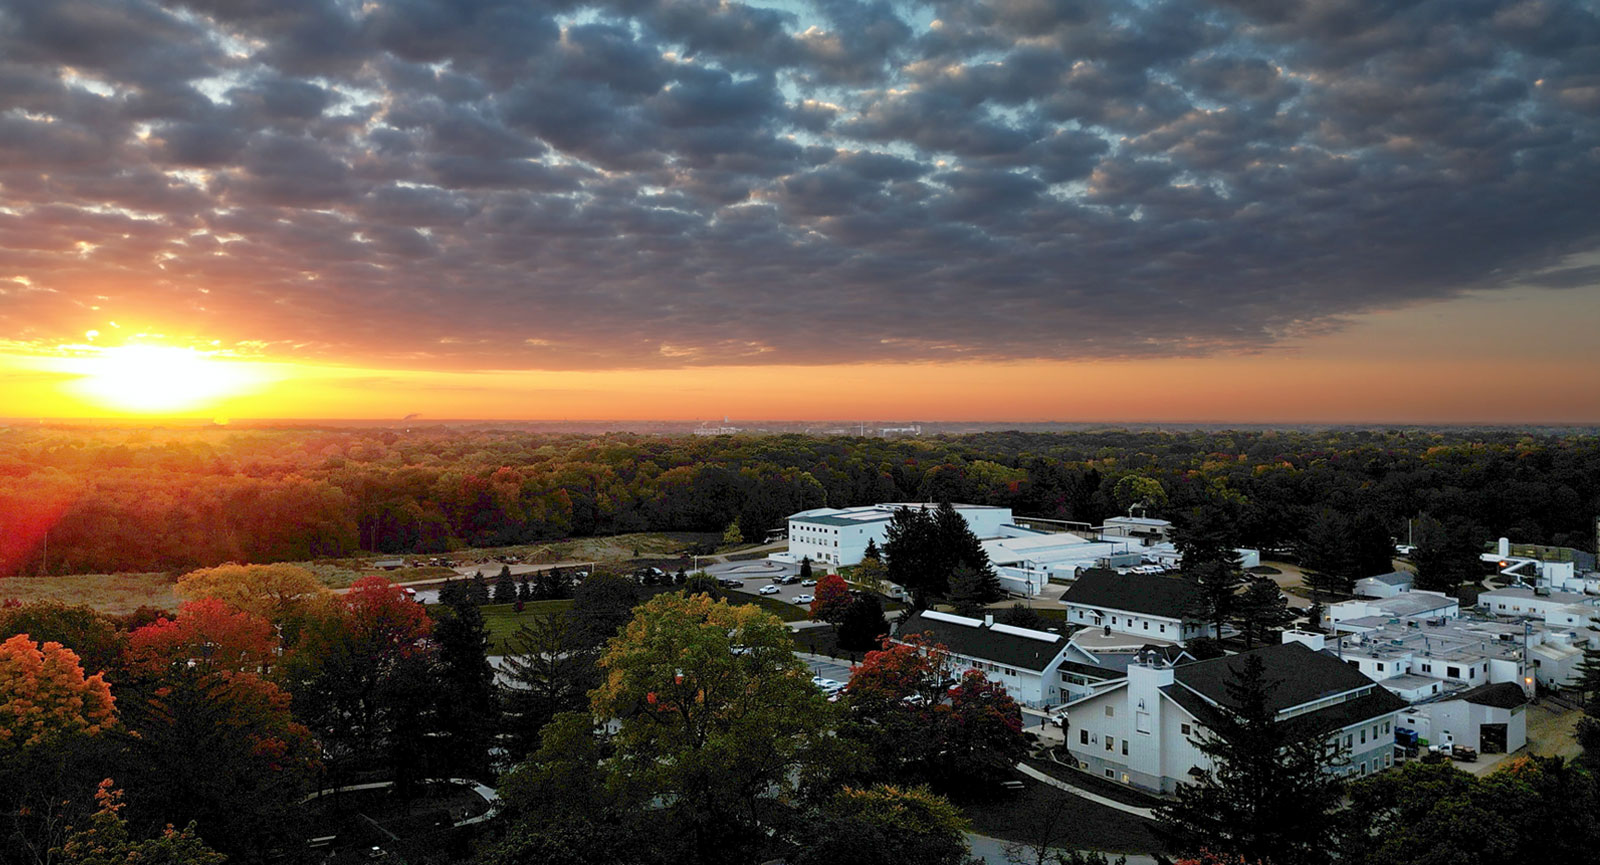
<box><xmin>960</xmin><ymin>770</ymin><xmax>1165</xmax><ymax>857</ymax></box>
<box><xmin>470</xmin><ymin>589</ymin><xmax>808</xmax><ymax>654</ymax></box>
<box><xmin>0</xmin><ymin>572</ymin><xmax>179</xmax><ymax>615</ymax></box>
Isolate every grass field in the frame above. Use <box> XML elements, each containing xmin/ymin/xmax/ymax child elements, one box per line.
<box><xmin>470</xmin><ymin>589</ymin><xmax>811</xmax><ymax>654</ymax></box>
<box><xmin>0</xmin><ymin>572</ymin><xmax>180</xmax><ymax>615</ymax></box>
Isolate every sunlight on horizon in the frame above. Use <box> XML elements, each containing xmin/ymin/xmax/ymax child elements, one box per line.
<box><xmin>60</xmin><ymin>344</ymin><xmax>266</xmax><ymax>415</ymax></box>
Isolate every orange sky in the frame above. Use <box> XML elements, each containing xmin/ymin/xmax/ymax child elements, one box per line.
<box><xmin>5</xmin><ymin>283</ymin><xmax>1599</xmax><ymax>424</ymax></box>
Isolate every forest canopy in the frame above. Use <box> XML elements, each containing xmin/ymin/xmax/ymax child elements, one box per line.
<box><xmin>2</xmin><ymin>426</ymin><xmax>1597</xmax><ymax>576</ymax></box>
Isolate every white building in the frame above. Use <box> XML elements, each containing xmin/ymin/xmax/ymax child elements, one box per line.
<box><xmin>1395</xmin><ymin>682</ymin><xmax>1529</xmax><ymax>754</ymax></box>
<box><xmin>1327</xmin><ymin>592</ymin><xmax>1460</xmax><ymax>632</ymax></box>
<box><xmin>982</xmin><ymin>532</ymin><xmax>1145</xmax><ymax>597</ymax></box>
<box><xmin>894</xmin><ymin>610</ymin><xmax>1072</xmax><ymax>708</ymax></box>
<box><xmin>1063</xmin><ymin>639</ymin><xmax>1407</xmax><ymax>794</ymax></box>
<box><xmin>1481</xmin><ymin>536</ymin><xmax>1599</xmax><ymax>594</ymax></box>
<box><xmin>1354</xmin><ymin>571</ymin><xmax>1415</xmax><ymax>598</ymax></box>
<box><xmin>1060</xmin><ymin>569</ymin><xmax>1215</xmax><ymax>645</ymax></box>
<box><xmin>1098</xmin><ymin>516</ymin><xmax>1175</xmax><ymax>546</ymax></box>
<box><xmin>1479</xmin><ymin>585</ymin><xmax>1600</xmax><ymax>621</ymax></box>
<box><xmin>776</xmin><ymin>503</ymin><xmax>1014</xmax><ymax>568</ymax></box>
<box><xmin>1319</xmin><ymin>613</ymin><xmax>1592</xmax><ymax>696</ymax></box>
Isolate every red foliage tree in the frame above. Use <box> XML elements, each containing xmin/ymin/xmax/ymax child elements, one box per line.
<box><xmin>809</xmin><ymin>573</ymin><xmax>852</xmax><ymax>624</ymax></box>
<box><xmin>340</xmin><ymin>575</ymin><xmax>432</xmax><ymax>653</ymax></box>
<box><xmin>127</xmin><ymin>598</ymin><xmax>278</xmax><ymax>674</ymax></box>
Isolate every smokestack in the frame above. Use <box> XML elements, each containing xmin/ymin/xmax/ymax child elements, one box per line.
<box><xmin>1498</xmin><ymin>537</ymin><xmax>1511</xmax><ymax>557</ymax></box>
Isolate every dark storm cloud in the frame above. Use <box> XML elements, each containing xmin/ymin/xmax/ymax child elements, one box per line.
<box><xmin>2</xmin><ymin>0</ymin><xmax>1599</xmax><ymax>369</ymax></box>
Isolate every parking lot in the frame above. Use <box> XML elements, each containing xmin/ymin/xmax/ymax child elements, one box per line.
<box><xmin>704</xmin><ymin>560</ymin><xmax>820</xmax><ymax>608</ymax></box>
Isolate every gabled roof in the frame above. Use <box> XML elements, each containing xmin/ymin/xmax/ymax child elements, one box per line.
<box><xmin>1173</xmin><ymin>642</ymin><xmax>1384</xmax><ymax>714</ymax></box>
<box><xmin>897</xmin><ymin>610</ymin><xmax>1067</xmax><ymax>673</ymax></box>
<box><xmin>1061</xmin><ymin>569</ymin><xmax>1200</xmax><ymax>619</ymax></box>
<box><xmin>1458</xmin><ymin>682</ymin><xmax>1528</xmax><ymax>709</ymax></box>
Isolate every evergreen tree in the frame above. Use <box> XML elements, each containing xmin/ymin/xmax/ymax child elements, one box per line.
<box><xmin>1411</xmin><ymin>515</ymin><xmax>1483</xmax><ymax>594</ymax></box>
<box><xmin>1175</xmin><ymin>504</ymin><xmax>1246</xmax><ymax>639</ymax></box>
<box><xmin>471</xmin><ymin>571</ymin><xmax>491</xmax><ymax>605</ymax></box>
<box><xmin>883</xmin><ymin>506</ymin><xmax>938</xmax><ymax>604</ymax></box>
<box><xmin>998</xmin><ymin>603</ymin><xmax>1048</xmax><ymax>631</ymax></box>
<box><xmin>1350</xmin><ymin>511</ymin><xmax>1397</xmax><ymax>577</ymax></box>
<box><xmin>1234</xmin><ymin>578</ymin><xmax>1295</xmax><ymax>649</ymax></box>
<box><xmin>946</xmin><ymin>565</ymin><xmax>987</xmax><ymax>618</ymax></box>
<box><xmin>933</xmin><ymin>501</ymin><xmax>1002</xmax><ymax>602</ymax></box>
<box><xmin>1156</xmin><ymin>653</ymin><xmax>1347</xmax><ymax>865</ymax></box>
<box><xmin>517</xmin><ymin>580</ymin><xmax>531</xmax><ymax>603</ymax></box>
<box><xmin>500</xmin><ymin>612</ymin><xmax>599</xmax><ymax>760</ymax></box>
<box><xmin>439</xmin><ymin>578</ymin><xmax>467</xmax><ymax>607</ymax></box>
<box><xmin>799</xmin><ymin>557</ymin><xmax>813</xmax><ymax>582</ymax></box>
<box><xmin>1301</xmin><ymin>509</ymin><xmax>1355</xmax><ymax>598</ymax></box>
<box><xmin>430</xmin><ymin>591</ymin><xmax>497</xmax><ymax>779</ymax></box>
<box><xmin>862</xmin><ymin>538</ymin><xmax>881</xmax><ymax>562</ymax></box>
<box><xmin>494</xmin><ymin>566</ymin><xmax>516</xmax><ymax>603</ymax></box>
<box><xmin>836</xmin><ymin>593</ymin><xmax>890</xmax><ymax>652</ymax></box>
<box><xmin>674</xmin><ymin>568</ymin><xmax>688</xmax><ymax>586</ymax></box>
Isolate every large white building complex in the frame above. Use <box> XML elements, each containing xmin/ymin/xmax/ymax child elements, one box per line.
<box><xmin>775</xmin><ymin>503</ymin><xmax>1015</xmax><ymax>568</ymax></box>
<box><xmin>1063</xmin><ymin>639</ymin><xmax>1407</xmax><ymax>794</ymax></box>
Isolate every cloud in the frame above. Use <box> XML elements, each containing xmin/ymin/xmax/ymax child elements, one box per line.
<box><xmin>0</xmin><ymin>0</ymin><xmax>1597</xmax><ymax>371</ymax></box>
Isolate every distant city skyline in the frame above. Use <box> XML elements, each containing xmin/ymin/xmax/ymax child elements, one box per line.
<box><xmin>2</xmin><ymin>1</ymin><xmax>1598</xmax><ymax>422</ymax></box>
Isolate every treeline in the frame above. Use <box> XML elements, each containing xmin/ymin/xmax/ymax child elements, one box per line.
<box><xmin>3</xmin><ymin>426</ymin><xmax>1598</xmax><ymax>575</ymax></box>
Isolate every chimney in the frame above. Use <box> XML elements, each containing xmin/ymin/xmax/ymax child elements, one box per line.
<box><xmin>1499</xmin><ymin>537</ymin><xmax>1511</xmax><ymax>557</ymax></box>
<box><xmin>983</xmin><ymin>613</ymin><xmax>994</xmax><ymax>627</ymax></box>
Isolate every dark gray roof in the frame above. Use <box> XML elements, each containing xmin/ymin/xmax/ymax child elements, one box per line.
<box><xmin>897</xmin><ymin>612</ymin><xmax>1066</xmax><ymax>673</ymax></box>
<box><xmin>1173</xmin><ymin>642</ymin><xmax>1386</xmax><ymax>714</ymax></box>
<box><xmin>1361</xmin><ymin>571</ymin><xmax>1413</xmax><ymax>586</ymax></box>
<box><xmin>1458</xmin><ymin>682</ymin><xmax>1528</xmax><ymax>709</ymax></box>
<box><xmin>1061</xmin><ymin>569</ymin><xmax>1200</xmax><ymax>619</ymax></box>
<box><xmin>1162</xmin><ymin>644</ymin><xmax>1407</xmax><ymax>735</ymax></box>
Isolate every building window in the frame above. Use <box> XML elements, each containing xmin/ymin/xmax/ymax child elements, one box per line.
<box><xmin>1447</xmin><ymin>666</ymin><xmax>1461</xmax><ymax>678</ymax></box>
<box><xmin>1081</xmin><ymin>729</ymin><xmax>1089</xmax><ymax>745</ymax></box>
<box><xmin>1159</xmin><ymin>625</ymin><xmax>1166</xmax><ymax>633</ymax></box>
<box><xmin>1105</xmin><ymin>705</ymin><xmax>1114</xmax><ymax>718</ymax></box>
<box><xmin>1121</xmin><ymin>739</ymin><xmax>1129</xmax><ymax>756</ymax></box>
<box><xmin>1181</xmin><ymin>723</ymin><xmax>1191</xmax><ymax>736</ymax></box>
<box><xmin>1105</xmin><ymin>769</ymin><xmax>1114</xmax><ymax>778</ymax></box>
<box><xmin>1136</xmin><ymin>711</ymin><xmax>1151</xmax><ymax>734</ymax></box>
<box><xmin>1383</xmin><ymin>721</ymin><xmax>1391</xmax><ymax>734</ymax></box>
<box><xmin>1143</xmin><ymin>621</ymin><xmax>1149</xmax><ymax>630</ymax></box>
<box><xmin>1105</xmin><ymin>736</ymin><xmax>1114</xmax><ymax>752</ymax></box>
<box><xmin>1376</xmin><ymin>662</ymin><xmax>1385</xmax><ymax>672</ymax></box>
<box><xmin>1360</xmin><ymin>729</ymin><xmax>1366</xmax><ymax>744</ymax></box>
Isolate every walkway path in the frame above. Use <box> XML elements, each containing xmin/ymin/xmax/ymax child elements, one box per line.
<box><xmin>1013</xmin><ymin>763</ymin><xmax>1158</xmax><ymax>820</ymax></box>
<box><xmin>966</xmin><ymin>832</ymin><xmax>1158</xmax><ymax>865</ymax></box>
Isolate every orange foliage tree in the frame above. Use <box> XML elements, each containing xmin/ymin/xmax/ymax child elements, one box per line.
<box><xmin>0</xmin><ymin>634</ymin><xmax>116</xmax><ymax>752</ymax></box>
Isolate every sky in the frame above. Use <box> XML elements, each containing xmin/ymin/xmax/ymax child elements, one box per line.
<box><xmin>2</xmin><ymin>0</ymin><xmax>1599</xmax><ymax>423</ymax></box>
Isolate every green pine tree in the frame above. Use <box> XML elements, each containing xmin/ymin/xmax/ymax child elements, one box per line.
<box><xmin>1156</xmin><ymin>653</ymin><xmax>1348</xmax><ymax>865</ymax></box>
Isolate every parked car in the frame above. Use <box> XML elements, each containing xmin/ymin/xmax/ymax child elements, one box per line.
<box><xmin>719</xmin><ymin>578</ymin><xmax>745</xmax><ymax>588</ymax></box>
<box><xmin>800</xmin><ymin>578</ymin><xmax>817</xmax><ymax>587</ymax></box>
<box><xmin>759</xmin><ymin>584</ymin><xmax>780</xmax><ymax>595</ymax></box>
<box><xmin>777</xmin><ymin>575</ymin><xmax>800</xmax><ymax>585</ymax></box>
<box><xmin>811</xmin><ymin>676</ymin><xmax>843</xmax><ymax>695</ymax></box>
<box><xmin>793</xmin><ymin>594</ymin><xmax>814</xmax><ymax>604</ymax></box>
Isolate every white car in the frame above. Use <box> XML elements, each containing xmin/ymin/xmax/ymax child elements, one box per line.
<box><xmin>800</xmin><ymin>578</ymin><xmax>817</xmax><ymax>587</ymax></box>
<box><xmin>811</xmin><ymin>676</ymin><xmax>843</xmax><ymax>695</ymax></box>
<box><xmin>793</xmin><ymin>593</ymin><xmax>814</xmax><ymax>604</ymax></box>
<box><xmin>759</xmin><ymin>584</ymin><xmax>780</xmax><ymax>595</ymax></box>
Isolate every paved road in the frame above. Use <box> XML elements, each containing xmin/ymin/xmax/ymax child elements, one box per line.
<box><xmin>966</xmin><ymin>832</ymin><xmax>1158</xmax><ymax>865</ymax></box>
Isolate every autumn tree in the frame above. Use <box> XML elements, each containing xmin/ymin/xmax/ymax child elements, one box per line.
<box><xmin>590</xmin><ymin>593</ymin><xmax>834</xmax><ymax>865</ymax></box>
<box><xmin>840</xmin><ymin>635</ymin><xmax>1025</xmax><ymax>791</ymax></box>
<box><xmin>53</xmin><ymin>781</ymin><xmax>225</xmax><ymax>865</ymax></box>
<box><xmin>0</xmin><ymin>635</ymin><xmax>119</xmax><ymax>865</ymax></box>
<box><xmin>127</xmin><ymin>598</ymin><xmax>277</xmax><ymax>674</ymax></box>
<box><xmin>0</xmin><ymin>601</ymin><xmax>124</xmax><ymax>681</ymax></box>
<box><xmin>1114</xmin><ymin>474</ymin><xmax>1168</xmax><ymax>516</ymax></box>
<box><xmin>810</xmin><ymin>573</ymin><xmax>852</xmax><ymax>624</ymax></box>
<box><xmin>278</xmin><ymin>576</ymin><xmax>437</xmax><ymax>791</ymax></box>
<box><xmin>116</xmin><ymin>669</ymin><xmax>318</xmax><ymax>862</ymax></box>
<box><xmin>175</xmin><ymin>563</ymin><xmax>331</xmax><ymax>645</ymax></box>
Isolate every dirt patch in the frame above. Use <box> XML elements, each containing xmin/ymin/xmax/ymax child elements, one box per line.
<box><xmin>1525</xmin><ymin>701</ymin><xmax>1582</xmax><ymax>760</ymax></box>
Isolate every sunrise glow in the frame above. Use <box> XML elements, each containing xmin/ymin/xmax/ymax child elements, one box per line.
<box><xmin>60</xmin><ymin>345</ymin><xmax>264</xmax><ymax>415</ymax></box>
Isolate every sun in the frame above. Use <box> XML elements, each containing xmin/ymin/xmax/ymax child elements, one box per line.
<box><xmin>69</xmin><ymin>345</ymin><xmax>257</xmax><ymax>414</ymax></box>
